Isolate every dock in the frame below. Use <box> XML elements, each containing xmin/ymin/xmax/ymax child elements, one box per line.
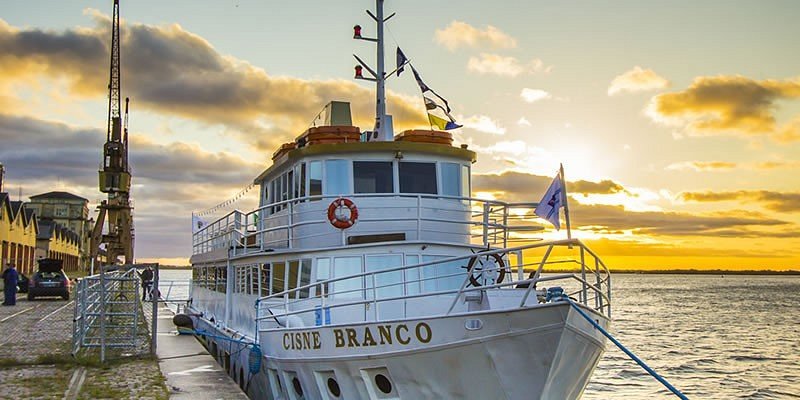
<box><xmin>156</xmin><ymin>303</ymin><xmax>249</xmax><ymax>399</ymax></box>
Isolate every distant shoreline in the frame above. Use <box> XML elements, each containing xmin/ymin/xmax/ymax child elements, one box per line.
<box><xmin>555</xmin><ymin>269</ymin><xmax>800</xmax><ymax>275</ymax></box>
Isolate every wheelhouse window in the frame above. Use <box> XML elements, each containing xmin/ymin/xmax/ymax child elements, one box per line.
<box><xmin>441</xmin><ymin>162</ymin><xmax>461</xmax><ymax>197</ymax></box>
<box><xmin>400</xmin><ymin>162</ymin><xmax>437</xmax><ymax>194</ymax></box>
<box><xmin>354</xmin><ymin>161</ymin><xmax>394</xmax><ymax>193</ymax></box>
<box><xmin>324</xmin><ymin>160</ymin><xmax>350</xmax><ymax>195</ymax></box>
<box><xmin>309</xmin><ymin>161</ymin><xmax>322</xmax><ymax>198</ymax></box>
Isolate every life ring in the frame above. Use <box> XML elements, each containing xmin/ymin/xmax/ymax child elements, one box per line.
<box><xmin>466</xmin><ymin>251</ymin><xmax>506</xmax><ymax>287</ymax></box>
<box><xmin>327</xmin><ymin>198</ymin><xmax>359</xmax><ymax>229</ymax></box>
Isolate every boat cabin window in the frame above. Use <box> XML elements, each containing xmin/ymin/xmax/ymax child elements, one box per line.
<box><xmin>399</xmin><ymin>162</ymin><xmax>437</xmax><ymax>194</ymax></box>
<box><xmin>354</xmin><ymin>161</ymin><xmax>394</xmax><ymax>193</ymax></box>
<box><xmin>324</xmin><ymin>160</ymin><xmax>350</xmax><ymax>195</ymax></box>
<box><xmin>309</xmin><ymin>161</ymin><xmax>322</xmax><ymax>198</ymax></box>
<box><xmin>332</xmin><ymin>256</ymin><xmax>362</xmax><ymax>299</ymax></box>
<box><xmin>440</xmin><ymin>162</ymin><xmax>460</xmax><ymax>197</ymax></box>
<box><xmin>258</xmin><ymin>260</ymin><xmax>312</xmax><ymax>298</ymax></box>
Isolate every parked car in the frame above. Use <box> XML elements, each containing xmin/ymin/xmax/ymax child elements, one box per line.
<box><xmin>28</xmin><ymin>259</ymin><xmax>70</xmax><ymax>300</ymax></box>
<box><xmin>16</xmin><ymin>273</ymin><xmax>29</xmax><ymax>293</ymax></box>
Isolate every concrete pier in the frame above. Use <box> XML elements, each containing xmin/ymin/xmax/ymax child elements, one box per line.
<box><xmin>156</xmin><ymin>304</ymin><xmax>248</xmax><ymax>399</ymax></box>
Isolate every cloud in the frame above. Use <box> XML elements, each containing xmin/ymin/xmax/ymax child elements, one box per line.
<box><xmin>461</xmin><ymin>115</ymin><xmax>506</xmax><ymax>135</ymax></box>
<box><xmin>466</xmin><ymin>53</ymin><xmax>550</xmax><ymax>77</ymax></box>
<box><xmin>755</xmin><ymin>160</ymin><xmax>800</xmax><ymax>170</ymax></box>
<box><xmin>473</xmin><ymin>171</ymin><xmax>627</xmax><ymax>200</ymax></box>
<box><xmin>665</xmin><ymin>161</ymin><xmax>737</xmax><ymax>171</ymax></box>
<box><xmin>570</xmin><ymin>180</ymin><xmax>627</xmax><ymax>195</ymax></box>
<box><xmin>520</xmin><ymin>88</ymin><xmax>551</xmax><ymax>103</ymax></box>
<box><xmin>608</xmin><ymin>66</ymin><xmax>669</xmax><ymax>95</ymax></box>
<box><xmin>471</xmin><ymin>171</ymin><xmax>796</xmax><ymax>238</ymax></box>
<box><xmin>679</xmin><ymin>190</ymin><xmax>800</xmax><ymax>213</ymax></box>
<box><xmin>647</xmin><ymin>75</ymin><xmax>800</xmax><ymax>140</ymax></box>
<box><xmin>0</xmin><ymin>113</ymin><xmax>262</xmax><ymax>259</ymax></box>
<box><xmin>517</xmin><ymin>117</ymin><xmax>531</xmax><ymax>127</ymax></box>
<box><xmin>0</xmin><ymin>15</ymin><xmax>427</xmax><ymax>151</ymax></box>
<box><xmin>773</xmin><ymin>117</ymin><xmax>800</xmax><ymax>143</ymax></box>
<box><xmin>434</xmin><ymin>21</ymin><xmax>517</xmax><ymax>51</ymax></box>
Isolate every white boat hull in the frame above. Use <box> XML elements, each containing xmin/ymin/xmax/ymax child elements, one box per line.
<box><xmin>221</xmin><ymin>301</ymin><xmax>609</xmax><ymax>400</ymax></box>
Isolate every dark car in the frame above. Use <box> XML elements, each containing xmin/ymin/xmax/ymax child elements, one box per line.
<box><xmin>16</xmin><ymin>273</ymin><xmax>29</xmax><ymax>293</ymax></box>
<box><xmin>28</xmin><ymin>259</ymin><xmax>70</xmax><ymax>300</ymax></box>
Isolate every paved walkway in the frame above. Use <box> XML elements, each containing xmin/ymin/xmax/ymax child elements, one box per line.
<box><xmin>156</xmin><ymin>304</ymin><xmax>249</xmax><ymax>399</ymax></box>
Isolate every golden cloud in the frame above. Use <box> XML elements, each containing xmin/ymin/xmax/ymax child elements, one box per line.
<box><xmin>0</xmin><ymin>16</ymin><xmax>428</xmax><ymax>151</ymax></box>
<box><xmin>648</xmin><ymin>75</ymin><xmax>800</xmax><ymax>139</ymax></box>
<box><xmin>434</xmin><ymin>21</ymin><xmax>517</xmax><ymax>51</ymax></box>
<box><xmin>679</xmin><ymin>190</ymin><xmax>800</xmax><ymax>213</ymax></box>
<box><xmin>665</xmin><ymin>161</ymin><xmax>737</xmax><ymax>171</ymax></box>
<box><xmin>466</xmin><ymin>53</ymin><xmax>550</xmax><ymax>77</ymax></box>
<box><xmin>608</xmin><ymin>66</ymin><xmax>669</xmax><ymax>96</ymax></box>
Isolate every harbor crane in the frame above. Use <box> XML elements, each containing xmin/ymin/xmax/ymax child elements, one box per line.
<box><xmin>90</xmin><ymin>0</ymin><xmax>134</xmax><ymax>266</ymax></box>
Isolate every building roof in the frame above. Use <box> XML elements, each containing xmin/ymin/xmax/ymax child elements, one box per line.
<box><xmin>37</xmin><ymin>220</ymin><xmax>79</xmax><ymax>243</ymax></box>
<box><xmin>0</xmin><ymin>193</ymin><xmax>10</xmax><ymax>218</ymax></box>
<box><xmin>29</xmin><ymin>191</ymin><xmax>88</xmax><ymax>202</ymax></box>
<box><xmin>9</xmin><ymin>200</ymin><xmax>24</xmax><ymax>221</ymax></box>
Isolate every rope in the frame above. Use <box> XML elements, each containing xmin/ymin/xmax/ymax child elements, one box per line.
<box><xmin>563</xmin><ymin>297</ymin><xmax>689</xmax><ymax>399</ymax></box>
<box><xmin>194</xmin><ymin>182</ymin><xmax>255</xmax><ymax>217</ymax></box>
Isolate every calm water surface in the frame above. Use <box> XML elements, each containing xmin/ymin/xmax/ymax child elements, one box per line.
<box><xmin>159</xmin><ymin>271</ymin><xmax>800</xmax><ymax>399</ymax></box>
<box><xmin>583</xmin><ymin>274</ymin><xmax>800</xmax><ymax>399</ymax></box>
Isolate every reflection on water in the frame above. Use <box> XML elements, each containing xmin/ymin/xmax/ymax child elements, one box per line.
<box><xmin>583</xmin><ymin>274</ymin><xmax>800</xmax><ymax>399</ymax></box>
<box><xmin>164</xmin><ymin>269</ymin><xmax>800</xmax><ymax>398</ymax></box>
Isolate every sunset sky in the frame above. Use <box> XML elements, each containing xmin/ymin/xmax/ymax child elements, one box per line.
<box><xmin>1</xmin><ymin>1</ymin><xmax>798</xmax><ymax>270</ymax></box>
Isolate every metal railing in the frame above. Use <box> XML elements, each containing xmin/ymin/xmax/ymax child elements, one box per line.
<box><xmin>192</xmin><ymin>193</ymin><xmax>543</xmax><ymax>255</ymax></box>
<box><xmin>72</xmin><ymin>266</ymin><xmax>158</xmax><ymax>361</ymax></box>
<box><xmin>254</xmin><ymin>238</ymin><xmax>611</xmax><ymax>332</ymax></box>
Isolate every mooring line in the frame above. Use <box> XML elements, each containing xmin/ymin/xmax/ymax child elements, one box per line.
<box><xmin>0</xmin><ymin>304</ymin><xmax>42</xmax><ymax>323</ymax></box>
<box><xmin>564</xmin><ymin>297</ymin><xmax>689</xmax><ymax>400</ymax></box>
<box><xmin>38</xmin><ymin>300</ymin><xmax>74</xmax><ymax>323</ymax></box>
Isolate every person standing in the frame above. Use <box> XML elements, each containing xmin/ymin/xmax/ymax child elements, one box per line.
<box><xmin>2</xmin><ymin>263</ymin><xmax>19</xmax><ymax>306</ymax></box>
<box><xmin>139</xmin><ymin>266</ymin><xmax>154</xmax><ymax>301</ymax></box>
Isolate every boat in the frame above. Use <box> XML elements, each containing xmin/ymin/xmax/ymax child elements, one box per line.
<box><xmin>187</xmin><ymin>2</ymin><xmax>612</xmax><ymax>398</ymax></box>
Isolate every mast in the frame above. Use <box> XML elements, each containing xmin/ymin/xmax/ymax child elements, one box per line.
<box><xmin>353</xmin><ymin>0</ymin><xmax>395</xmax><ymax>141</ymax></box>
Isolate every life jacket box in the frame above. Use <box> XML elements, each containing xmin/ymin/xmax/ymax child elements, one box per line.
<box><xmin>272</xmin><ymin>142</ymin><xmax>297</xmax><ymax>161</ymax></box>
<box><xmin>296</xmin><ymin>126</ymin><xmax>361</xmax><ymax>147</ymax></box>
<box><xmin>395</xmin><ymin>129</ymin><xmax>453</xmax><ymax>145</ymax></box>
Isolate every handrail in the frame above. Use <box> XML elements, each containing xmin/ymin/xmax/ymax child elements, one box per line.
<box><xmin>192</xmin><ymin>193</ymin><xmax>544</xmax><ymax>254</ymax></box>
<box><xmin>252</xmin><ymin>238</ymin><xmax>611</xmax><ymax>328</ymax></box>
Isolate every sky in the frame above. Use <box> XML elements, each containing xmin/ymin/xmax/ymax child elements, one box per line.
<box><xmin>1</xmin><ymin>1</ymin><xmax>798</xmax><ymax>270</ymax></box>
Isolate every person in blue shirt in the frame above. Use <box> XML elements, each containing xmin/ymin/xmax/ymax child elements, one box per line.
<box><xmin>2</xmin><ymin>263</ymin><xmax>19</xmax><ymax>306</ymax></box>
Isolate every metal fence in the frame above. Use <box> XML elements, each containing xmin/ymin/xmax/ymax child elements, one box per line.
<box><xmin>72</xmin><ymin>264</ymin><xmax>159</xmax><ymax>362</ymax></box>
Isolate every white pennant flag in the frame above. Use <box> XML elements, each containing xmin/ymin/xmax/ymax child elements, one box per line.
<box><xmin>192</xmin><ymin>214</ymin><xmax>208</xmax><ymax>233</ymax></box>
<box><xmin>534</xmin><ymin>173</ymin><xmax>565</xmax><ymax>230</ymax></box>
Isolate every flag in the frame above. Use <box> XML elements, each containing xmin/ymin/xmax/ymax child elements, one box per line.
<box><xmin>396</xmin><ymin>47</ymin><xmax>408</xmax><ymax>76</ymax></box>
<box><xmin>192</xmin><ymin>214</ymin><xmax>208</xmax><ymax>234</ymax></box>
<box><xmin>534</xmin><ymin>173</ymin><xmax>564</xmax><ymax>230</ymax></box>
<box><xmin>411</xmin><ymin>65</ymin><xmax>462</xmax><ymax>130</ymax></box>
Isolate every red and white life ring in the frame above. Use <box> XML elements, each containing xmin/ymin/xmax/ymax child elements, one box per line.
<box><xmin>327</xmin><ymin>198</ymin><xmax>359</xmax><ymax>229</ymax></box>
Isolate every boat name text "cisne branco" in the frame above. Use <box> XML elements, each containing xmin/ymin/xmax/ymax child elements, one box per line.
<box><xmin>283</xmin><ymin>323</ymin><xmax>433</xmax><ymax>350</ymax></box>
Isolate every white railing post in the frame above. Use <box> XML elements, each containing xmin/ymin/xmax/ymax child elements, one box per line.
<box><xmin>503</xmin><ymin>205</ymin><xmax>509</xmax><ymax>248</ymax></box>
<box><xmin>580</xmin><ymin>246</ymin><xmax>587</xmax><ymax>304</ymax></box>
<box><xmin>595</xmin><ymin>258</ymin><xmax>603</xmax><ymax>311</ymax></box>
<box><xmin>482</xmin><ymin>202</ymin><xmax>490</xmax><ymax>247</ymax></box>
<box><xmin>516</xmin><ymin>250</ymin><xmax>524</xmax><ymax>282</ymax></box>
<box><xmin>288</xmin><ymin>201</ymin><xmax>294</xmax><ymax>249</ymax></box>
<box><xmin>371</xmin><ymin>274</ymin><xmax>378</xmax><ymax>321</ymax></box>
<box><xmin>416</xmin><ymin>195</ymin><xmax>422</xmax><ymax>240</ymax></box>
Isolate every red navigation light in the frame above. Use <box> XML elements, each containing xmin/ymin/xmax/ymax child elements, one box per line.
<box><xmin>354</xmin><ymin>65</ymin><xmax>363</xmax><ymax>78</ymax></box>
<box><xmin>353</xmin><ymin>25</ymin><xmax>362</xmax><ymax>39</ymax></box>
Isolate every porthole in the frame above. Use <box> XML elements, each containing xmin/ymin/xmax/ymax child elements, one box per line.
<box><xmin>292</xmin><ymin>377</ymin><xmax>304</xmax><ymax>396</ymax></box>
<box><xmin>375</xmin><ymin>373</ymin><xmax>392</xmax><ymax>394</ymax></box>
<box><xmin>327</xmin><ymin>377</ymin><xmax>341</xmax><ymax>398</ymax></box>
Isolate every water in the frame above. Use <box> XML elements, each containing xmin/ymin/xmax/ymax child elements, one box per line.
<box><xmin>160</xmin><ymin>270</ymin><xmax>800</xmax><ymax>398</ymax></box>
<box><xmin>583</xmin><ymin>274</ymin><xmax>800</xmax><ymax>399</ymax></box>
